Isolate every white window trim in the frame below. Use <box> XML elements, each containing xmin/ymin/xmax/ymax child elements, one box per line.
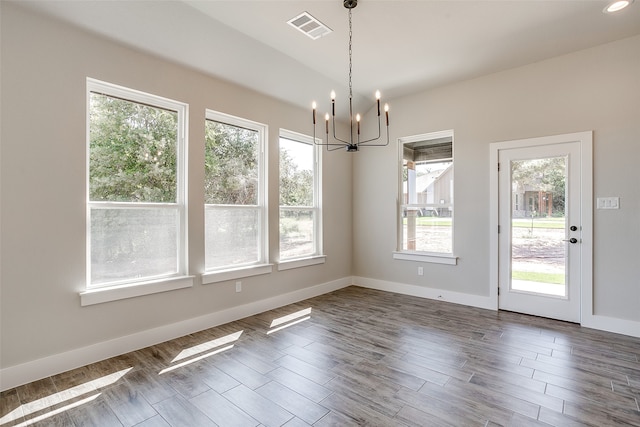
<box><xmin>204</xmin><ymin>110</ymin><xmax>269</xmax><ymax>272</ymax></box>
<box><xmin>397</xmin><ymin>130</ymin><xmax>456</xmax><ymax>263</ymax></box>
<box><xmin>80</xmin><ymin>276</ymin><xmax>195</xmax><ymax>306</ymax></box>
<box><xmin>277</xmin><ymin>255</ymin><xmax>326</xmax><ymax>271</ymax></box>
<box><xmin>278</xmin><ymin>128</ymin><xmax>323</xmax><ymax>262</ymax></box>
<box><xmin>392</xmin><ymin>252</ymin><xmax>457</xmax><ymax>265</ymax></box>
<box><xmin>202</xmin><ymin>264</ymin><xmax>274</xmax><ymax>285</ymax></box>
<box><xmin>84</xmin><ymin>78</ymin><xmax>189</xmax><ymax>300</ymax></box>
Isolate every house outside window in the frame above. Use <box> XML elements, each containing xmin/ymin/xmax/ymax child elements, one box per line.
<box><xmin>398</xmin><ymin>130</ymin><xmax>454</xmax><ymax>257</ymax></box>
<box><xmin>204</xmin><ymin>111</ymin><xmax>268</xmax><ymax>277</ymax></box>
<box><xmin>279</xmin><ymin>129</ymin><xmax>322</xmax><ymax>262</ymax></box>
<box><xmin>87</xmin><ymin>79</ymin><xmax>187</xmax><ymax>289</ymax></box>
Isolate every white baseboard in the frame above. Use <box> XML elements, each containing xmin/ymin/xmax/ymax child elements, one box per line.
<box><xmin>0</xmin><ymin>277</ymin><xmax>351</xmax><ymax>391</ymax></box>
<box><xmin>353</xmin><ymin>276</ymin><xmax>497</xmax><ymax>310</ymax></box>
<box><xmin>581</xmin><ymin>314</ymin><xmax>640</xmax><ymax>338</ymax></box>
<box><xmin>354</xmin><ymin>276</ymin><xmax>640</xmax><ymax>338</ymax></box>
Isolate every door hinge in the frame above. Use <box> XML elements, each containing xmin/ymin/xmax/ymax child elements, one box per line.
<box><xmin>498</xmin><ymin>225</ymin><xmax>501</xmax><ymax>234</ymax></box>
<box><xmin>498</xmin><ymin>162</ymin><xmax>501</xmax><ymax>172</ymax></box>
<box><xmin>498</xmin><ymin>287</ymin><xmax>500</xmax><ymax>295</ymax></box>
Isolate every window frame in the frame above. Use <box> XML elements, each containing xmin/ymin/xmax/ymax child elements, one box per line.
<box><xmin>82</xmin><ymin>78</ymin><xmax>192</xmax><ymax>305</ymax></box>
<box><xmin>394</xmin><ymin>130</ymin><xmax>457</xmax><ymax>265</ymax></box>
<box><xmin>277</xmin><ymin>129</ymin><xmax>324</xmax><ymax>269</ymax></box>
<box><xmin>202</xmin><ymin>110</ymin><xmax>271</xmax><ymax>284</ymax></box>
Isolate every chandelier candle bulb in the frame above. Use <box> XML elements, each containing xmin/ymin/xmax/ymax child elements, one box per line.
<box><xmin>325</xmin><ymin>113</ymin><xmax>329</xmax><ymax>134</ymax></box>
<box><xmin>312</xmin><ymin>102</ymin><xmax>317</xmax><ymax>125</ymax></box>
<box><xmin>331</xmin><ymin>91</ymin><xmax>336</xmax><ymax>116</ymax></box>
<box><xmin>376</xmin><ymin>90</ymin><xmax>381</xmax><ymax>116</ymax></box>
<box><xmin>385</xmin><ymin>104</ymin><xmax>389</xmax><ymax>126</ymax></box>
<box><xmin>356</xmin><ymin>114</ymin><xmax>361</xmax><ymax>134</ymax></box>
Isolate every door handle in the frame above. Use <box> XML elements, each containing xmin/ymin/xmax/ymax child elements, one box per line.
<box><xmin>563</xmin><ymin>238</ymin><xmax>578</xmax><ymax>244</ymax></box>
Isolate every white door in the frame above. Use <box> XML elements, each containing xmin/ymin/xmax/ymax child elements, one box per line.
<box><xmin>498</xmin><ymin>140</ymin><xmax>583</xmax><ymax>322</ymax></box>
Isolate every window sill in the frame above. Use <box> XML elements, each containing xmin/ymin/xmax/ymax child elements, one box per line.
<box><xmin>393</xmin><ymin>252</ymin><xmax>458</xmax><ymax>265</ymax></box>
<box><xmin>80</xmin><ymin>275</ymin><xmax>195</xmax><ymax>306</ymax></box>
<box><xmin>277</xmin><ymin>255</ymin><xmax>326</xmax><ymax>271</ymax></box>
<box><xmin>202</xmin><ymin>264</ymin><xmax>273</xmax><ymax>285</ymax></box>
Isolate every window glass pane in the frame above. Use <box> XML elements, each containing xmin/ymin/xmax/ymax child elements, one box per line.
<box><xmin>90</xmin><ymin>207</ymin><xmax>178</xmax><ymax>285</ymax></box>
<box><xmin>89</xmin><ymin>93</ymin><xmax>178</xmax><ymax>203</ymax></box>
<box><xmin>280</xmin><ymin>208</ymin><xmax>315</xmax><ymax>259</ymax></box>
<box><xmin>205</xmin><ymin>206</ymin><xmax>260</xmax><ymax>269</ymax></box>
<box><xmin>205</xmin><ymin>120</ymin><xmax>259</xmax><ymax>205</ymax></box>
<box><xmin>279</xmin><ymin>138</ymin><xmax>313</xmax><ymax>207</ymax></box>
<box><xmin>402</xmin><ymin>209</ymin><xmax>453</xmax><ymax>253</ymax></box>
<box><xmin>403</xmin><ymin>161</ymin><xmax>452</xmax><ymax>207</ymax></box>
<box><xmin>400</xmin><ymin>134</ymin><xmax>453</xmax><ymax>254</ymax></box>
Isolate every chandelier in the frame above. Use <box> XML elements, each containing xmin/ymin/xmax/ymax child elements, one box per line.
<box><xmin>312</xmin><ymin>0</ymin><xmax>389</xmax><ymax>152</ymax></box>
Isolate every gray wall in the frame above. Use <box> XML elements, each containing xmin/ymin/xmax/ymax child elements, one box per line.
<box><xmin>353</xmin><ymin>34</ymin><xmax>640</xmax><ymax>322</ymax></box>
<box><xmin>0</xmin><ymin>4</ymin><xmax>352</xmax><ymax>369</ymax></box>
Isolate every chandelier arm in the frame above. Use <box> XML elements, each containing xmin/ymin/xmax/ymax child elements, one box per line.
<box><xmin>331</xmin><ymin>115</ymin><xmax>352</xmax><ymax>145</ymax></box>
<box><xmin>357</xmin><ymin>115</ymin><xmax>382</xmax><ymax>145</ymax></box>
<box><xmin>357</xmin><ymin>126</ymin><xmax>390</xmax><ymax>147</ymax></box>
<box><xmin>313</xmin><ymin>122</ymin><xmax>350</xmax><ymax>147</ymax></box>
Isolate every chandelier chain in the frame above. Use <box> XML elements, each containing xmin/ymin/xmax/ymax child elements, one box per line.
<box><xmin>348</xmin><ymin>8</ymin><xmax>353</xmax><ymax>100</ymax></box>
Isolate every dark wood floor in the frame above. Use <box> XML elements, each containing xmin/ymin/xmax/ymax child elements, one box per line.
<box><xmin>2</xmin><ymin>286</ymin><xmax>640</xmax><ymax>426</ymax></box>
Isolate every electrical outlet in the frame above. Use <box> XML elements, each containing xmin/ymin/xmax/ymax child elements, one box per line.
<box><xmin>235</xmin><ymin>281</ymin><xmax>242</xmax><ymax>292</ymax></box>
<box><xmin>418</xmin><ymin>267</ymin><xmax>424</xmax><ymax>276</ymax></box>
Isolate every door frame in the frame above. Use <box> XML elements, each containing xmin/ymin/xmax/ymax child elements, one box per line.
<box><xmin>489</xmin><ymin>131</ymin><xmax>593</xmax><ymax>324</ymax></box>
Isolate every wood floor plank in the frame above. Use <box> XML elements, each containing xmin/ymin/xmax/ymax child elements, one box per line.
<box><xmin>468</xmin><ymin>372</ymin><xmax>564</xmax><ymax>413</ymax></box>
<box><xmin>274</xmin><ymin>354</ymin><xmax>336</xmax><ymax>385</ymax></box>
<box><xmin>66</xmin><ymin>397</ymin><xmax>124</xmax><ymax>427</ymax></box>
<box><xmin>395</xmin><ymin>403</ymin><xmax>460</xmax><ymax>427</ymax></box>
<box><xmin>123</xmin><ymin>368</ymin><xmax>177</xmax><ymax>405</ymax></box>
<box><xmin>545</xmin><ymin>383</ymin><xmax>640</xmax><ymax>422</ymax></box>
<box><xmin>537</xmin><ymin>406</ymin><xmax>597</xmax><ymax>427</ymax></box>
<box><xmin>101</xmin><ymin>381</ymin><xmax>157</xmax><ymax>426</ymax></box>
<box><xmin>441</xmin><ymin>376</ymin><xmax>541</xmax><ymax>420</ymax></box>
<box><xmin>133</xmin><ymin>414</ymin><xmax>172</xmax><ymax>427</ymax></box>
<box><xmin>319</xmin><ymin>390</ymin><xmax>407</xmax><ymax>426</ymax></box>
<box><xmin>152</xmin><ymin>395</ymin><xmax>217</xmax><ymax>427</ymax></box>
<box><xmin>265</xmin><ymin>367</ymin><xmax>333</xmax><ymax>403</ymax></box>
<box><xmin>255</xmin><ymin>381</ymin><xmax>329</xmax><ymax>425</ymax></box>
<box><xmin>416</xmin><ymin>380</ymin><xmax>517</xmax><ymax>426</ymax></box>
<box><xmin>0</xmin><ymin>388</ymin><xmax>24</xmax><ymax>426</ymax></box>
<box><xmin>395</xmin><ymin>386</ymin><xmax>485</xmax><ymax>426</ymax></box>
<box><xmin>213</xmin><ymin>355</ymin><xmax>271</xmax><ymax>390</ymax></box>
<box><xmin>222</xmin><ymin>384</ymin><xmax>294</xmax><ymax>427</ymax></box>
<box><xmin>190</xmin><ymin>389</ymin><xmax>259</xmax><ymax>427</ymax></box>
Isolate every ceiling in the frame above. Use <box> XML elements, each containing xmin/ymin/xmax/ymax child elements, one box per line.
<box><xmin>15</xmin><ymin>0</ymin><xmax>640</xmax><ymax>115</ymax></box>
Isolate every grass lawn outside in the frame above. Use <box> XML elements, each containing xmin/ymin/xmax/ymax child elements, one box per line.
<box><xmin>402</xmin><ymin>217</ymin><xmax>565</xmax><ymax>228</ymax></box>
<box><xmin>512</xmin><ymin>270</ymin><xmax>565</xmax><ymax>285</ymax></box>
<box><xmin>512</xmin><ymin>217</ymin><xmax>565</xmax><ymax>229</ymax></box>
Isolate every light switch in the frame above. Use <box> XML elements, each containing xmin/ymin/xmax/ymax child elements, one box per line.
<box><xmin>597</xmin><ymin>197</ymin><xmax>620</xmax><ymax>209</ymax></box>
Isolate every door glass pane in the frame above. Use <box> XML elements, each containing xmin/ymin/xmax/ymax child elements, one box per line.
<box><xmin>510</xmin><ymin>156</ymin><xmax>567</xmax><ymax>297</ymax></box>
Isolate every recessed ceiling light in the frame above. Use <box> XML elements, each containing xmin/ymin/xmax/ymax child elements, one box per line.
<box><xmin>603</xmin><ymin>0</ymin><xmax>634</xmax><ymax>13</ymax></box>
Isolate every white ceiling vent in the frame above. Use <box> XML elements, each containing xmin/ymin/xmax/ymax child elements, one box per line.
<box><xmin>287</xmin><ymin>12</ymin><xmax>332</xmax><ymax>40</ymax></box>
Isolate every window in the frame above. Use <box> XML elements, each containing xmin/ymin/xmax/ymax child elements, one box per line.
<box><xmin>396</xmin><ymin>130</ymin><xmax>455</xmax><ymax>263</ymax></box>
<box><xmin>87</xmin><ymin>79</ymin><xmax>188</xmax><ymax>290</ymax></box>
<box><xmin>278</xmin><ymin>130</ymin><xmax>322</xmax><ymax>265</ymax></box>
<box><xmin>203</xmin><ymin>111</ymin><xmax>268</xmax><ymax>280</ymax></box>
